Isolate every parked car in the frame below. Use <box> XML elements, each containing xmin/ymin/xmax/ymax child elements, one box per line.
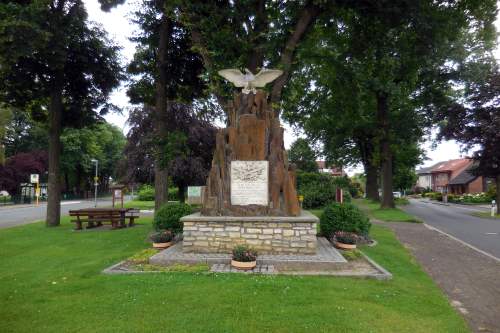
<box><xmin>393</xmin><ymin>191</ymin><xmax>402</xmax><ymax>198</ymax></box>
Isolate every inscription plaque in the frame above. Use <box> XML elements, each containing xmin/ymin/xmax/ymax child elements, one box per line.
<box><xmin>231</xmin><ymin>161</ymin><xmax>268</xmax><ymax>205</ymax></box>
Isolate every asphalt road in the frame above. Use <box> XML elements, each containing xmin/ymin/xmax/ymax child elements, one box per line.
<box><xmin>402</xmin><ymin>199</ymin><xmax>500</xmax><ymax>259</ymax></box>
<box><xmin>0</xmin><ymin>198</ymin><xmax>116</xmax><ymax>229</ymax></box>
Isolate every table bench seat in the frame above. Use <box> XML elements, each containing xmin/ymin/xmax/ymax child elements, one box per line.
<box><xmin>69</xmin><ymin>208</ymin><xmax>140</xmax><ymax>230</ymax></box>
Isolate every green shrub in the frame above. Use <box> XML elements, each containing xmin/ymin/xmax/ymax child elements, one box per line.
<box><xmin>320</xmin><ymin>202</ymin><xmax>371</xmax><ymax>237</ymax></box>
<box><xmin>153</xmin><ymin>203</ymin><xmax>193</xmax><ymax>233</ymax></box>
<box><xmin>138</xmin><ymin>184</ymin><xmax>155</xmax><ymax>201</ymax></box>
<box><xmin>297</xmin><ymin>172</ymin><xmax>354</xmax><ymax>209</ymax></box>
<box><xmin>168</xmin><ymin>187</ymin><xmax>179</xmax><ymax>201</ymax></box>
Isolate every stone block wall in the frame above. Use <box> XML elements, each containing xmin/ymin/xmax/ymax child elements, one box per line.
<box><xmin>181</xmin><ymin>212</ymin><xmax>318</xmax><ymax>254</ymax></box>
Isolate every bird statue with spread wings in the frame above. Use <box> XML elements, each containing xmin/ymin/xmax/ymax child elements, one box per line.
<box><xmin>218</xmin><ymin>68</ymin><xmax>283</xmax><ymax>94</ymax></box>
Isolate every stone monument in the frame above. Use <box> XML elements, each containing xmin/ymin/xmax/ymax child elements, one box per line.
<box><xmin>181</xmin><ymin>68</ymin><xmax>318</xmax><ymax>254</ymax></box>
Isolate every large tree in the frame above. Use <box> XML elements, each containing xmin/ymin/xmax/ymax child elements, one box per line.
<box><xmin>181</xmin><ymin>0</ymin><xmax>323</xmax><ymax>114</ymax></box>
<box><xmin>0</xmin><ymin>0</ymin><xmax>122</xmax><ymax>226</ymax></box>
<box><xmin>122</xmin><ymin>103</ymin><xmax>216</xmax><ymax>200</ymax></box>
<box><xmin>288</xmin><ymin>138</ymin><xmax>318</xmax><ymax>173</ymax></box>
<box><xmin>283</xmin><ymin>0</ymin><xmax>496</xmax><ymax>208</ymax></box>
<box><xmin>127</xmin><ymin>0</ymin><xmax>206</xmax><ymax>210</ymax></box>
<box><xmin>438</xmin><ymin>69</ymin><xmax>500</xmax><ymax>212</ymax></box>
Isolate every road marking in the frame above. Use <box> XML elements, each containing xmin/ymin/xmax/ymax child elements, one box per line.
<box><xmin>485</xmin><ymin>232</ymin><xmax>498</xmax><ymax>235</ymax></box>
<box><xmin>60</xmin><ymin>201</ymin><xmax>81</xmax><ymax>205</ymax></box>
<box><xmin>424</xmin><ymin>223</ymin><xmax>500</xmax><ymax>264</ymax></box>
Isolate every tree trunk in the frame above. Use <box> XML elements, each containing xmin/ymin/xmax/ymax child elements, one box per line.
<box><xmin>365</xmin><ymin>163</ymin><xmax>380</xmax><ymax>201</ymax></box>
<box><xmin>154</xmin><ymin>9</ymin><xmax>170</xmax><ymax>211</ymax></box>
<box><xmin>178</xmin><ymin>186</ymin><xmax>186</xmax><ymax>203</ymax></box>
<box><xmin>46</xmin><ymin>85</ymin><xmax>63</xmax><ymax>226</ymax></box>
<box><xmin>377</xmin><ymin>93</ymin><xmax>394</xmax><ymax>208</ymax></box>
<box><xmin>496</xmin><ymin>174</ymin><xmax>500</xmax><ymax>214</ymax></box>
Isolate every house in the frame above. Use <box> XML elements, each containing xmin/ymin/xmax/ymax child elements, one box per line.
<box><xmin>415</xmin><ymin>162</ymin><xmax>445</xmax><ymax>190</ymax></box>
<box><xmin>448</xmin><ymin>161</ymin><xmax>489</xmax><ymax>194</ymax></box>
<box><xmin>316</xmin><ymin>161</ymin><xmax>344</xmax><ymax>177</ymax></box>
<box><xmin>430</xmin><ymin>158</ymin><xmax>472</xmax><ymax>193</ymax></box>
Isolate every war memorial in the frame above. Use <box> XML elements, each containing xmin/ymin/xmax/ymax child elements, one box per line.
<box><xmin>180</xmin><ymin>69</ymin><xmax>318</xmax><ymax>255</ymax></box>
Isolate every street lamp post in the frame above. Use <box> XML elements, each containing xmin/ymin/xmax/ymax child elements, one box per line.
<box><xmin>91</xmin><ymin>159</ymin><xmax>98</xmax><ymax>208</ymax></box>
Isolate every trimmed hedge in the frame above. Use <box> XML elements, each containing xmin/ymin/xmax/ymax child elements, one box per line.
<box><xmin>153</xmin><ymin>203</ymin><xmax>193</xmax><ymax>233</ymax></box>
<box><xmin>320</xmin><ymin>202</ymin><xmax>371</xmax><ymax>237</ymax></box>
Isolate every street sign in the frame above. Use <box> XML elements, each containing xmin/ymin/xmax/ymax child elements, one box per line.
<box><xmin>35</xmin><ymin>187</ymin><xmax>40</xmax><ymax>197</ymax></box>
<box><xmin>30</xmin><ymin>174</ymin><xmax>39</xmax><ymax>183</ymax></box>
<box><xmin>94</xmin><ymin>176</ymin><xmax>99</xmax><ymax>182</ymax></box>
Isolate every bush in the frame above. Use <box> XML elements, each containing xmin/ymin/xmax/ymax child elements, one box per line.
<box><xmin>320</xmin><ymin>202</ymin><xmax>371</xmax><ymax>237</ymax></box>
<box><xmin>168</xmin><ymin>187</ymin><xmax>179</xmax><ymax>201</ymax></box>
<box><xmin>296</xmin><ymin>172</ymin><xmax>353</xmax><ymax>209</ymax></box>
<box><xmin>232</xmin><ymin>245</ymin><xmax>257</xmax><ymax>262</ymax></box>
<box><xmin>153</xmin><ymin>203</ymin><xmax>193</xmax><ymax>233</ymax></box>
<box><xmin>138</xmin><ymin>184</ymin><xmax>155</xmax><ymax>201</ymax></box>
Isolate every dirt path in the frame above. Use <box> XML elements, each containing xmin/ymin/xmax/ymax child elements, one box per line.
<box><xmin>375</xmin><ymin>221</ymin><xmax>500</xmax><ymax>333</ymax></box>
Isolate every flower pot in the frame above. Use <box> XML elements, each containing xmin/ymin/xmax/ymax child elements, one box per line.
<box><xmin>152</xmin><ymin>241</ymin><xmax>172</xmax><ymax>249</ymax></box>
<box><xmin>335</xmin><ymin>241</ymin><xmax>356</xmax><ymax>250</ymax></box>
<box><xmin>231</xmin><ymin>259</ymin><xmax>257</xmax><ymax>270</ymax></box>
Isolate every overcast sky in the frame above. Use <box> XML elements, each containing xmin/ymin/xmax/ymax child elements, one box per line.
<box><xmin>85</xmin><ymin>0</ymin><xmax>499</xmax><ymax>174</ymax></box>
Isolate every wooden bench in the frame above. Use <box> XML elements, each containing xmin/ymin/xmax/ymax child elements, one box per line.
<box><xmin>69</xmin><ymin>208</ymin><xmax>139</xmax><ymax>230</ymax></box>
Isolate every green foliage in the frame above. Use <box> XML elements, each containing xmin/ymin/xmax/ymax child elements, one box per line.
<box><xmin>153</xmin><ymin>203</ymin><xmax>193</xmax><ymax>233</ymax></box>
<box><xmin>297</xmin><ymin>172</ymin><xmax>354</xmax><ymax>209</ymax></box>
<box><xmin>448</xmin><ymin>192</ymin><xmax>493</xmax><ymax>204</ymax></box>
<box><xmin>137</xmin><ymin>186</ymin><xmax>179</xmax><ymax>202</ymax></box>
<box><xmin>320</xmin><ymin>202</ymin><xmax>371</xmax><ymax>237</ymax></box>
<box><xmin>168</xmin><ymin>187</ymin><xmax>179</xmax><ymax>201</ymax></box>
<box><xmin>395</xmin><ymin>198</ymin><xmax>410</xmax><ymax>205</ymax></box>
<box><xmin>232</xmin><ymin>245</ymin><xmax>257</xmax><ymax>262</ymax></box>
<box><xmin>138</xmin><ymin>184</ymin><xmax>155</xmax><ymax>201</ymax></box>
<box><xmin>288</xmin><ymin>138</ymin><xmax>318</xmax><ymax>172</ymax></box>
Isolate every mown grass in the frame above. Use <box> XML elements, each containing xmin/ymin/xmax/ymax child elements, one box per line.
<box><xmin>471</xmin><ymin>211</ymin><xmax>500</xmax><ymax>219</ymax></box>
<box><xmin>0</xmin><ymin>215</ymin><xmax>468</xmax><ymax>332</ymax></box>
<box><xmin>354</xmin><ymin>199</ymin><xmax>422</xmax><ymax>223</ymax></box>
<box><xmin>123</xmin><ymin>200</ymin><xmax>155</xmax><ymax>210</ymax></box>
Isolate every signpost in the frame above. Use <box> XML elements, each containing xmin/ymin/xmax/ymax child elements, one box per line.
<box><xmin>492</xmin><ymin>200</ymin><xmax>497</xmax><ymax>217</ymax></box>
<box><xmin>111</xmin><ymin>185</ymin><xmax>125</xmax><ymax>208</ymax></box>
<box><xmin>30</xmin><ymin>174</ymin><xmax>39</xmax><ymax>206</ymax></box>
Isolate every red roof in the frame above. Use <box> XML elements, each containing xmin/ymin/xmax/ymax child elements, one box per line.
<box><xmin>431</xmin><ymin>158</ymin><xmax>471</xmax><ymax>173</ymax></box>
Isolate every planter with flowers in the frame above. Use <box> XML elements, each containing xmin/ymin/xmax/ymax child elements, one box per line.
<box><xmin>333</xmin><ymin>231</ymin><xmax>358</xmax><ymax>250</ymax></box>
<box><xmin>150</xmin><ymin>230</ymin><xmax>174</xmax><ymax>249</ymax></box>
<box><xmin>231</xmin><ymin>245</ymin><xmax>257</xmax><ymax>270</ymax></box>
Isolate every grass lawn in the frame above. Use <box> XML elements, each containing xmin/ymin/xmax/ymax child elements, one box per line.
<box><xmin>0</xmin><ymin>216</ymin><xmax>468</xmax><ymax>332</ymax></box>
<box><xmin>471</xmin><ymin>211</ymin><xmax>500</xmax><ymax>219</ymax></box>
<box><xmin>354</xmin><ymin>198</ymin><xmax>422</xmax><ymax>223</ymax></box>
<box><xmin>123</xmin><ymin>200</ymin><xmax>155</xmax><ymax>210</ymax></box>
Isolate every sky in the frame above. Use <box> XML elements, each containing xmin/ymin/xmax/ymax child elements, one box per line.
<box><xmin>85</xmin><ymin>0</ymin><xmax>499</xmax><ymax>174</ymax></box>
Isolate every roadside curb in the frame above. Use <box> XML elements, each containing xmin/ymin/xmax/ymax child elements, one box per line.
<box><xmin>423</xmin><ymin>223</ymin><xmax>500</xmax><ymax>264</ymax></box>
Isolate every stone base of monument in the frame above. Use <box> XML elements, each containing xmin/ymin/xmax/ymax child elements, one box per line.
<box><xmin>181</xmin><ymin>210</ymin><xmax>319</xmax><ymax>255</ymax></box>
<box><xmin>149</xmin><ymin>237</ymin><xmax>347</xmax><ymax>272</ymax></box>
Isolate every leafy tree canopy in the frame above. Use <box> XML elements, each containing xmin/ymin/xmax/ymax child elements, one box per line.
<box><xmin>288</xmin><ymin>138</ymin><xmax>318</xmax><ymax>173</ymax></box>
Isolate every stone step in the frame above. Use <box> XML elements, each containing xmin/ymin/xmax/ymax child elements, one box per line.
<box><xmin>149</xmin><ymin>237</ymin><xmax>349</xmax><ymax>272</ymax></box>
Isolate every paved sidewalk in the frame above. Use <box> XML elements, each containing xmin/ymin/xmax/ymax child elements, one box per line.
<box><xmin>376</xmin><ymin>221</ymin><xmax>500</xmax><ymax>333</ymax></box>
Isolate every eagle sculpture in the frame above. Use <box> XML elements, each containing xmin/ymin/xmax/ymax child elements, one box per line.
<box><xmin>218</xmin><ymin>68</ymin><xmax>283</xmax><ymax>94</ymax></box>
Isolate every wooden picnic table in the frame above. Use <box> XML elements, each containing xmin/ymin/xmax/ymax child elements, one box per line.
<box><xmin>69</xmin><ymin>208</ymin><xmax>139</xmax><ymax>230</ymax></box>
